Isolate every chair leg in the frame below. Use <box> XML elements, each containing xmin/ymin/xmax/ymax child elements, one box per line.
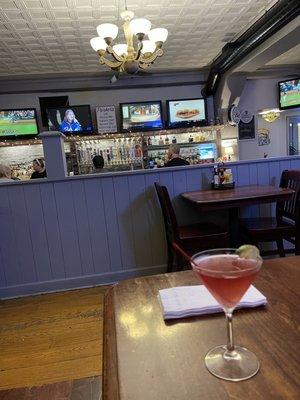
<box><xmin>276</xmin><ymin>239</ymin><xmax>285</xmax><ymax>257</ymax></box>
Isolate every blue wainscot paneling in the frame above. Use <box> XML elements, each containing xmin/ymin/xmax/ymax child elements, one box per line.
<box><xmin>0</xmin><ymin>156</ymin><xmax>299</xmax><ymax>298</ymax></box>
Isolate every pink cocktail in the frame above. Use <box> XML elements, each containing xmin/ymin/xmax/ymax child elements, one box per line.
<box><xmin>192</xmin><ymin>248</ymin><xmax>262</xmax><ymax>381</ymax></box>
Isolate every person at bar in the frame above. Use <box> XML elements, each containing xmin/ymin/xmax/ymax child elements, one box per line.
<box><xmin>0</xmin><ymin>164</ymin><xmax>14</xmax><ymax>182</ymax></box>
<box><xmin>92</xmin><ymin>155</ymin><xmax>109</xmax><ymax>173</ymax></box>
<box><xmin>31</xmin><ymin>158</ymin><xmax>47</xmax><ymax>179</ymax></box>
<box><xmin>164</xmin><ymin>144</ymin><xmax>190</xmax><ymax>168</ymax></box>
<box><xmin>60</xmin><ymin>109</ymin><xmax>82</xmax><ymax>132</ymax></box>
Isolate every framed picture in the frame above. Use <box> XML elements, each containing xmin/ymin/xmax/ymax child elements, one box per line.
<box><xmin>96</xmin><ymin>105</ymin><xmax>117</xmax><ymax>134</ymax></box>
<box><xmin>238</xmin><ymin>116</ymin><xmax>255</xmax><ymax>140</ymax></box>
<box><xmin>258</xmin><ymin>128</ymin><xmax>270</xmax><ymax>146</ymax></box>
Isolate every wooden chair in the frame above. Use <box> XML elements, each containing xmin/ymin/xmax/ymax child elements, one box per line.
<box><xmin>239</xmin><ymin>170</ymin><xmax>300</xmax><ymax>257</ymax></box>
<box><xmin>154</xmin><ymin>182</ymin><xmax>230</xmax><ymax>272</ymax></box>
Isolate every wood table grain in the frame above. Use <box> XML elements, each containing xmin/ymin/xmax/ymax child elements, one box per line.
<box><xmin>102</xmin><ymin>256</ymin><xmax>300</xmax><ymax>400</ymax></box>
<box><xmin>181</xmin><ymin>185</ymin><xmax>294</xmax><ymax>210</ymax></box>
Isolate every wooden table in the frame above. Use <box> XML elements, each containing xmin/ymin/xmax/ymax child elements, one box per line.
<box><xmin>103</xmin><ymin>256</ymin><xmax>300</xmax><ymax>400</ymax></box>
<box><xmin>181</xmin><ymin>185</ymin><xmax>295</xmax><ymax>246</ymax></box>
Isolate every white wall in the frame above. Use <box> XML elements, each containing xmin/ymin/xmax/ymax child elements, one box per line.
<box><xmin>238</xmin><ymin>78</ymin><xmax>300</xmax><ymax>160</ymax></box>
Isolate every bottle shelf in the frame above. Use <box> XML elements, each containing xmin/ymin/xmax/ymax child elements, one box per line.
<box><xmin>145</xmin><ymin>140</ymin><xmax>216</xmax><ymax>150</ymax></box>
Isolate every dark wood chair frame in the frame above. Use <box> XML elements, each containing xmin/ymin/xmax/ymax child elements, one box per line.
<box><xmin>154</xmin><ymin>182</ymin><xmax>229</xmax><ymax>272</ymax></box>
<box><xmin>240</xmin><ymin>170</ymin><xmax>300</xmax><ymax>257</ymax></box>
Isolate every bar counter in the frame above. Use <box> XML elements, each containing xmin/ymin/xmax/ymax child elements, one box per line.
<box><xmin>0</xmin><ymin>155</ymin><xmax>299</xmax><ymax>298</ymax></box>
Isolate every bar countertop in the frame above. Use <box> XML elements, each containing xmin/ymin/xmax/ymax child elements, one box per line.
<box><xmin>0</xmin><ymin>155</ymin><xmax>299</xmax><ymax>186</ymax></box>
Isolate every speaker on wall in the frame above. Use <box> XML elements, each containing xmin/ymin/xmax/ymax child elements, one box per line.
<box><xmin>39</xmin><ymin>96</ymin><xmax>69</xmax><ymax>127</ymax></box>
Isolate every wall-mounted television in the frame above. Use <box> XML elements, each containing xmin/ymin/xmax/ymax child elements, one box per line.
<box><xmin>47</xmin><ymin>105</ymin><xmax>93</xmax><ymax>134</ymax></box>
<box><xmin>120</xmin><ymin>101</ymin><xmax>164</xmax><ymax>132</ymax></box>
<box><xmin>0</xmin><ymin>108</ymin><xmax>39</xmax><ymax>139</ymax></box>
<box><xmin>278</xmin><ymin>78</ymin><xmax>300</xmax><ymax>110</ymax></box>
<box><xmin>167</xmin><ymin>98</ymin><xmax>206</xmax><ymax>128</ymax></box>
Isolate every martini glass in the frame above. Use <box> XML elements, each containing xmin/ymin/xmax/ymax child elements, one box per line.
<box><xmin>191</xmin><ymin>248</ymin><xmax>263</xmax><ymax>381</ymax></box>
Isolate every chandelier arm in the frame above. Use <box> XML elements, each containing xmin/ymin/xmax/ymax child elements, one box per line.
<box><xmin>135</xmin><ymin>41</ymin><xmax>143</xmax><ymax>61</ymax></box>
<box><xmin>138</xmin><ymin>62</ymin><xmax>150</xmax><ymax>70</ymax></box>
<box><xmin>106</xmin><ymin>46</ymin><xmax>126</xmax><ymax>62</ymax></box>
<box><xmin>99</xmin><ymin>55</ymin><xmax>123</xmax><ymax>69</ymax></box>
<box><xmin>139</xmin><ymin>48</ymin><xmax>164</xmax><ymax>64</ymax></box>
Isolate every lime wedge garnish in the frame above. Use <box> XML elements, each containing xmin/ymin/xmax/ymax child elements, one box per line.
<box><xmin>236</xmin><ymin>245</ymin><xmax>260</xmax><ymax>259</ymax></box>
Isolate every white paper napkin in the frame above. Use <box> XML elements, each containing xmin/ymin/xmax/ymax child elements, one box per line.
<box><xmin>158</xmin><ymin>285</ymin><xmax>267</xmax><ymax>320</ymax></box>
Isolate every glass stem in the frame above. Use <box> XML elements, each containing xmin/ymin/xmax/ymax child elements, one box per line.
<box><xmin>226</xmin><ymin>312</ymin><xmax>235</xmax><ymax>352</ymax></box>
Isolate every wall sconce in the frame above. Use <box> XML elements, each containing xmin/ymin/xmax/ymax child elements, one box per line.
<box><xmin>258</xmin><ymin>109</ymin><xmax>281</xmax><ymax>123</ymax></box>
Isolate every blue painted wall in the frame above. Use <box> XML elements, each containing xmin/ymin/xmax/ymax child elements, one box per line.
<box><xmin>0</xmin><ymin>156</ymin><xmax>299</xmax><ymax>298</ymax></box>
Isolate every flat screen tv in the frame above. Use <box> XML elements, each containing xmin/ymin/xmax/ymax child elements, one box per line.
<box><xmin>0</xmin><ymin>108</ymin><xmax>39</xmax><ymax>138</ymax></box>
<box><xmin>47</xmin><ymin>105</ymin><xmax>93</xmax><ymax>134</ymax></box>
<box><xmin>167</xmin><ymin>98</ymin><xmax>206</xmax><ymax>128</ymax></box>
<box><xmin>278</xmin><ymin>78</ymin><xmax>300</xmax><ymax>110</ymax></box>
<box><xmin>120</xmin><ymin>101</ymin><xmax>164</xmax><ymax>132</ymax></box>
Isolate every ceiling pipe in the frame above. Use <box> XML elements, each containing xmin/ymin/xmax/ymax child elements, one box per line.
<box><xmin>202</xmin><ymin>0</ymin><xmax>300</xmax><ymax>97</ymax></box>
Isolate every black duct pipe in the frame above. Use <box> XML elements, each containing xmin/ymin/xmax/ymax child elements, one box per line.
<box><xmin>202</xmin><ymin>0</ymin><xmax>300</xmax><ymax>97</ymax></box>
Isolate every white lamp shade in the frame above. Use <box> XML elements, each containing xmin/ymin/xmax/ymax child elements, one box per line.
<box><xmin>113</xmin><ymin>44</ymin><xmax>128</xmax><ymax>57</ymax></box>
<box><xmin>141</xmin><ymin>40</ymin><xmax>156</xmax><ymax>54</ymax></box>
<box><xmin>130</xmin><ymin>18</ymin><xmax>151</xmax><ymax>35</ymax></box>
<box><xmin>148</xmin><ymin>28</ymin><xmax>168</xmax><ymax>43</ymax></box>
<box><xmin>90</xmin><ymin>37</ymin><xmax>107</xmax><ymax>51</ymax></box>
<box><xmin>97</xmin><ymin>23</ymin><xmax>118</xmax><ymax>40</ymax></box>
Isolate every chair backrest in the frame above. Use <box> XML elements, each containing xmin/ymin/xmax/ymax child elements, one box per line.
<box><xmin>277</xmin><ymin>170</ymin><xmax>300</xmax><ymax>225</ymax></box>
<box><xmin>154</xmin><ymin>182</ymin><xmax>179</xmax><ymax>243</ymax></box>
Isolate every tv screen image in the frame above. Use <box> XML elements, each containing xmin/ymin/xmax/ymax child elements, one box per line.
<box><xmin>167</xmin><ymin>99</ymin><xmax>206</xmax><ymax>128</ymax></box>
<box><xmin>47</xmin><ymin>105</ymin><xmax>93</xmax><ymax>134</ymax></box>
<box><xmin>121</xmin><ymin>101</ymin><xmax>163</xmax><ymax>131</ymax></box>
<box><xmin>0</xmin><ymin>109</ymin><xmax>39</xmax><ymax>138</ymax></box>
<box><xmin>279</xmin><ymin>78</ymin><xmax>300</xmax><ymax>110</ymax></box>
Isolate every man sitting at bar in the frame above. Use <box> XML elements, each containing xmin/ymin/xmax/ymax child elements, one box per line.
<box><xmin>164</xmin><ymin>144</ymin><xmax>190</xmax><ymax>168</ymax></box>
<box><xmin>92</xmin><ymin>155</ymin><xmax>109</xmax><ymax>173</ymax></box>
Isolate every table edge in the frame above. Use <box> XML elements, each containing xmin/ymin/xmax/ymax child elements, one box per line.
<box><xmin>102</xmin><ymin>285</ymin><xmax>120</xmax><ymax>400</ymax></box>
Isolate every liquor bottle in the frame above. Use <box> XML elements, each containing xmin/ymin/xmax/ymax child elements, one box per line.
<box><xmin>172</xmin><ymin>136</ymin><xmax>177</xmax><ymax>143</ymax></box>
<box><xmin>149</xmin><ymin>157</ymin><xmax>154</xmax><ymax>169</ymax></box>
<box><xmin>213</xmin><ymin>164</ymin><xmax>219</xmax><ymax>186</ymax></box>
<box><xmin>188</xmin><ymin>135</ymin><xmax>193</xmax><ymax>143</ymax></box>
<box><xmin>165</xmin><ymin>136</ymin><xmax>169</xmax><ymax>145</ymax></box>
<box><xmin>159</xmin><ymin>136</ymin><xmax>164</xmax><ymax>145</ymax></box>
<box><xmin>147</xmin><ymin>136</ymin><xmax>152</xmax><ymax>146</ymax></box>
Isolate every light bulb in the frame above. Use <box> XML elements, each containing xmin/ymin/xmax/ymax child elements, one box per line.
<box><xmin>141</xmin><ymin>40</ymin><xmax>156</xmax><ymax>54</ymax></box>
<box><xmin>113</xmin><ymin>44</ymin><xmax>128</xmax><ymax>57</ymax></box>
<box><xmin>130</xmin><ymin>18</ymin><xmax>151</xmax><ymax>35</ymax></box>
<box><xmin>148</xmin><ymin>28</ymin><xmax>168</xmax><ymax>43</ymax></box>
<box><xmin>90</xmin><ymin>37</ymin><xmax>107</xmax><ymax>52</ymax></box>
<box><xmin>97</xmin><ymin>23</ymin><xmax>118</xmax><ymax>40</ymax></box>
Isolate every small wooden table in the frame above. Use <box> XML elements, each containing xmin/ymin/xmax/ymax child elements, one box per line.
<box><xmin>181</xmin><ymin>185</ymin><xmax>295</xmax><ymax>246</ymax></box>
<box><xmin>103</xmin><ymin>256</ymin><xmax>300</xmax><ymax>400</ymax></box>
<box><xmin>181</xmin><ymin>185</ymin><xmax>294</xmax><ymax>211</ymax></box>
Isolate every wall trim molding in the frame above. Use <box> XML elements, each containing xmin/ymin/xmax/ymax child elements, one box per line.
<box><xmin>0</xmin><ymin>71</ymin><xmax>207</xmax><ymax>95</ymax></box>
<box><xmin>0</xmin><ymin>264</ymin><xmax>167</xmax><ymax>299</ymax></box>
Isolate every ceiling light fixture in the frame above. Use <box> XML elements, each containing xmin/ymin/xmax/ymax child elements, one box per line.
<box><xmin>90</xmin><ymin>1</ymin><xmax>168</xmax><ymax>75</ymax></box>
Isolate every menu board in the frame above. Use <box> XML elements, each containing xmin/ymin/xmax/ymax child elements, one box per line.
<box><xmin>96</xmin><ymin>105</ymin><xmax>117</xmax><ymax>134</ymax></box>
<box><xmin>238</xmin><ymin>116</ymin><xmax>255</xmax><ymax>140</ymax></box>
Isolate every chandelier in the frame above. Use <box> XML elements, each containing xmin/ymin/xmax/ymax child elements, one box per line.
<box><xmin>90</xmin><ymin>4</ymin><xmax>168</xmax><ymax>75</ymax></box>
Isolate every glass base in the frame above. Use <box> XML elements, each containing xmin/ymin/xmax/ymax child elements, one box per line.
<box><xmin>205</xmin><ymin>345</ymin><xmax>260</xmax><ymax>382</ymax></box>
